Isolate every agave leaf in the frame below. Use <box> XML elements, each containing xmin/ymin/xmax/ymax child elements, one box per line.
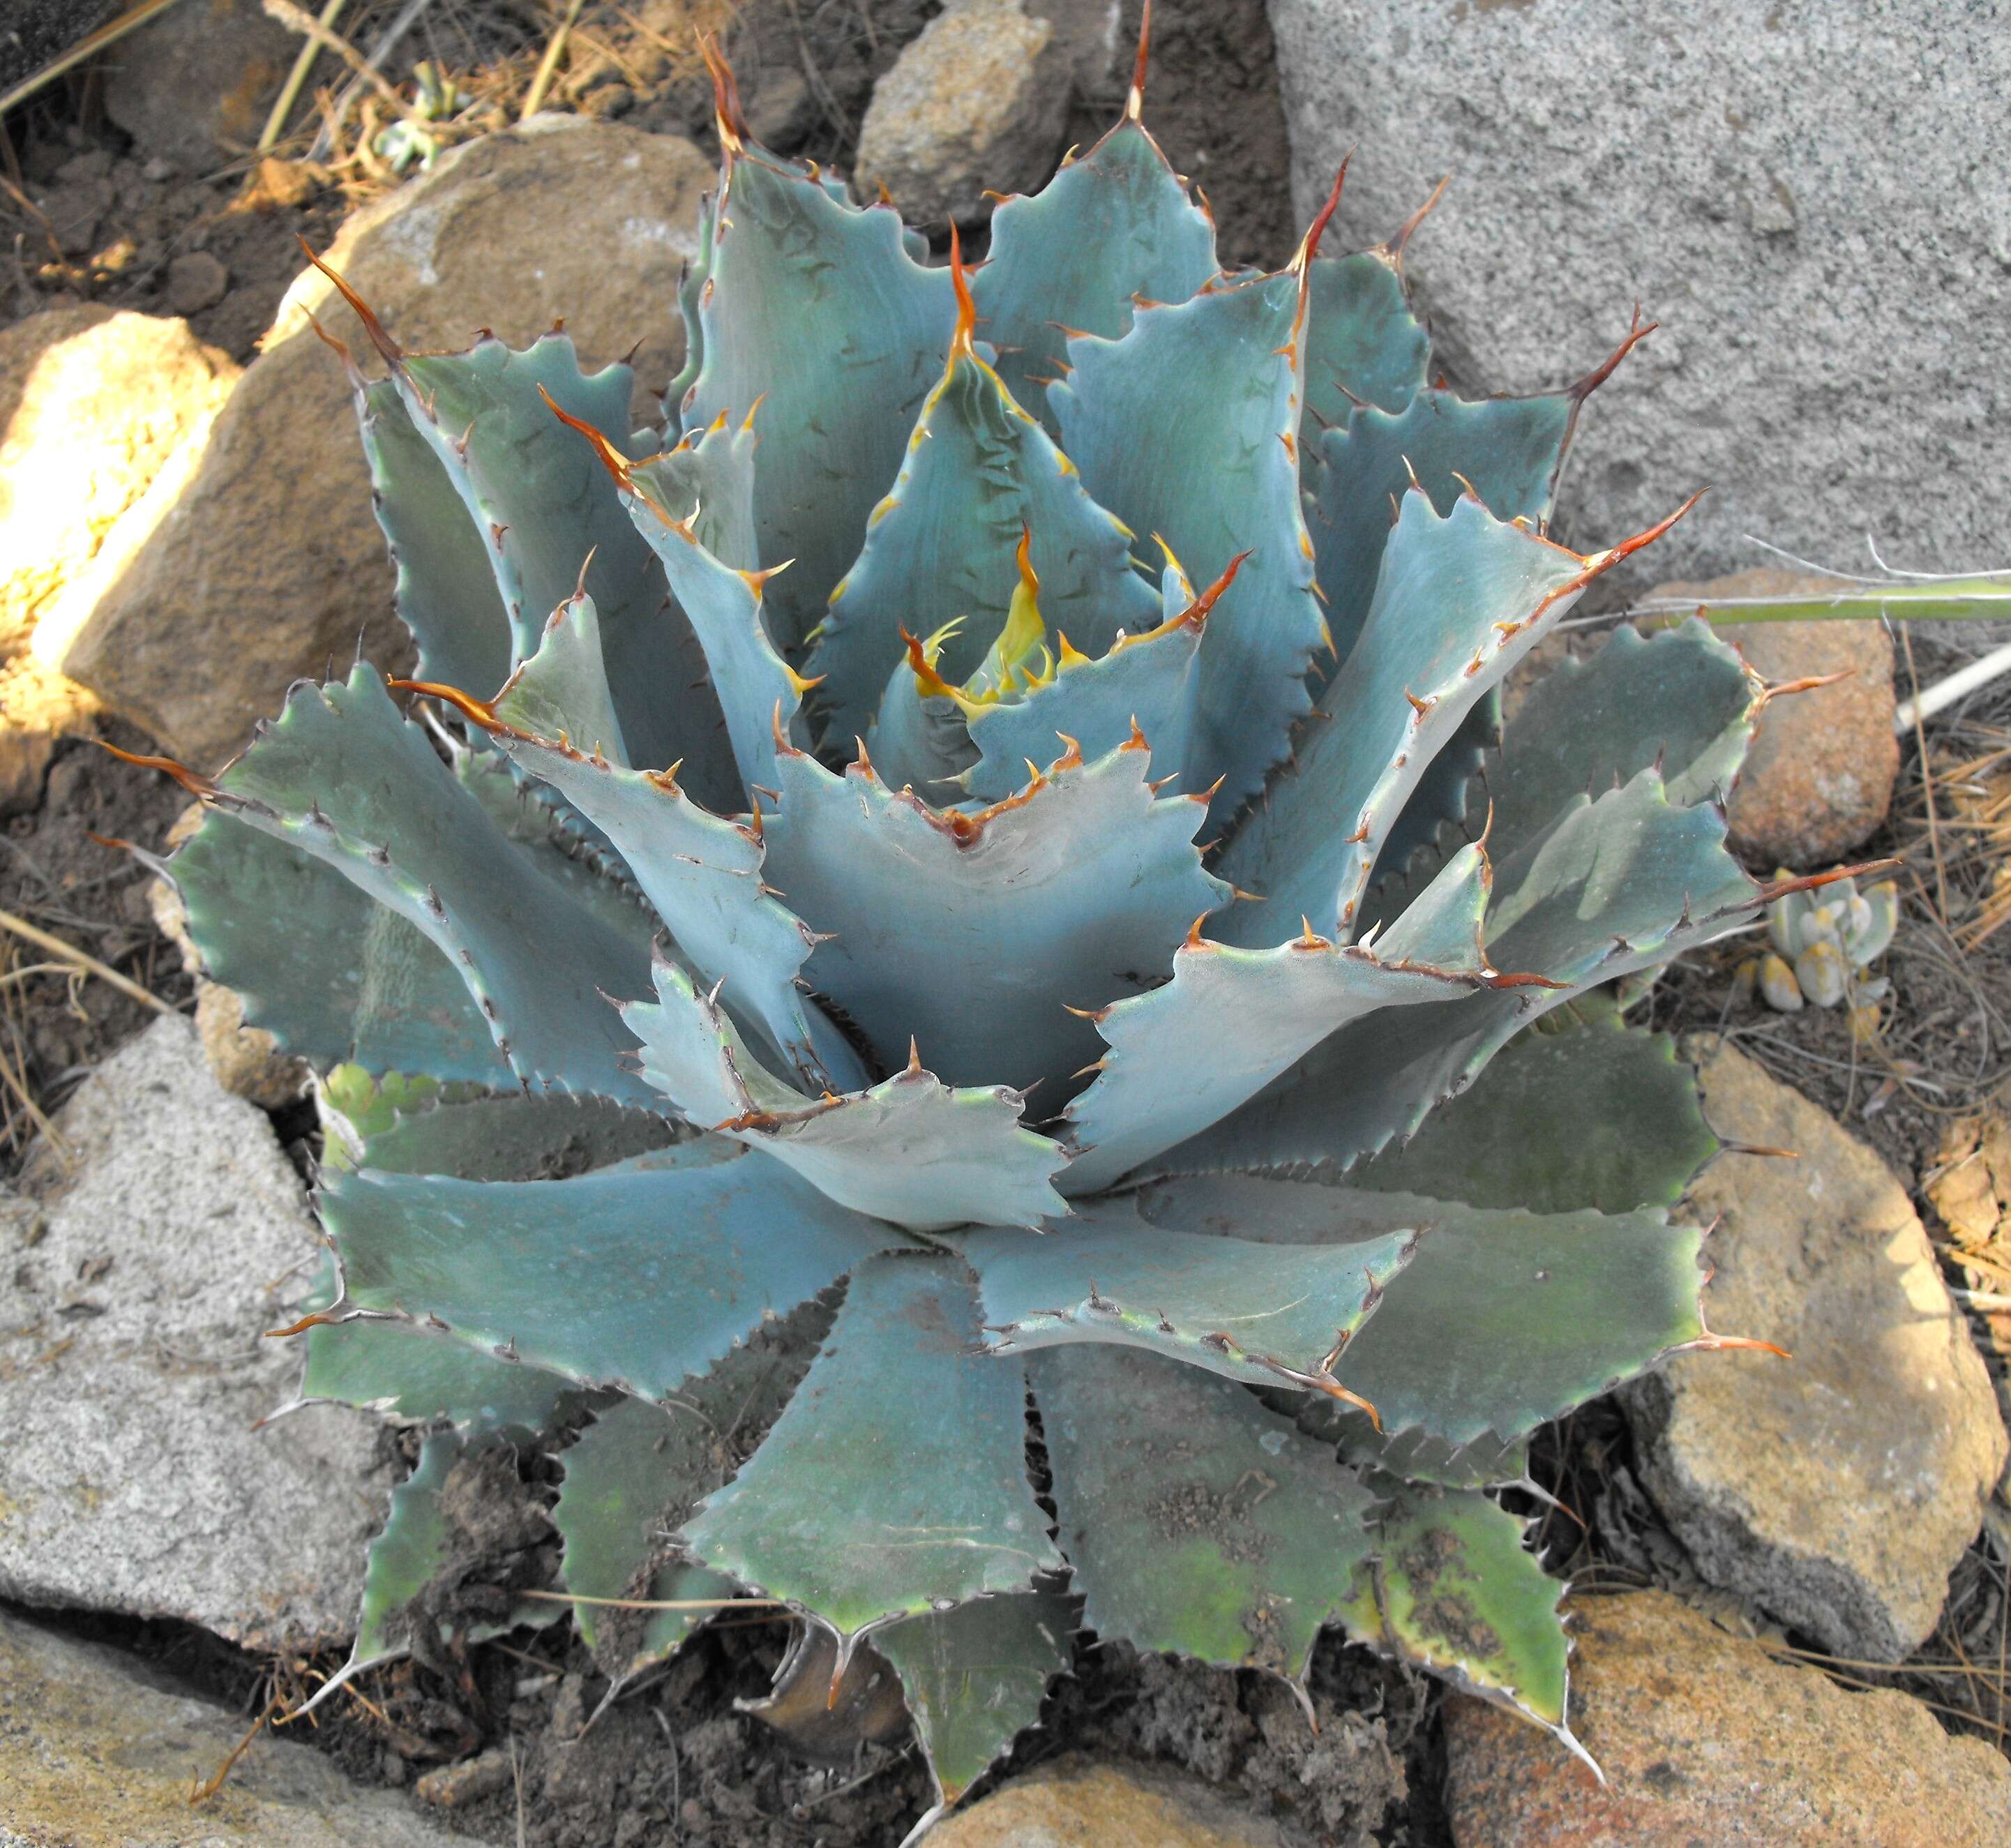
<box><xmin>1030</xmin><ymin>1343</ymin><xmax>1377</xmax><ymax>1685</ymax></box>
<box><xmin>1487</xmin><ymin>619</ymin><xmax>1762</xmax><ymax>862</ymax></box>
<box><xmin>435</xmin><ymin>707</ymin><xmax>860</xmax><ymax>1093</ymax></box>
<box><xmin>956</xmin><ymin>1203</ymin><xmax>1415</xmax><ymax>1394</ymax></box>
<box><xmin>364</xmin><ymin>331</ymin><xmax>735</xmax><ymax>785</ymax></box>
<box><xmin>552</xmin><ymin>1395</ymin><xmax>738</xmax><ymax>1668</ymax></box>
<box><xmin>762</xmin><ymin>739</ymin><xmax>1228</xmax><ymax>1093</ymax></box>
<box><xmin>1301</xmin><ymin>249</ymin><xmax>1429</xmax><ymax>426</ymax></box>
<box><xmin>1218</xmin><ymin>492</ymin><xmax>1592</xmax><ymax>949</ymax></box>
<box><xmin>319</xmin><ymin>1144</ymin><xmax>900</xmax><ymax>1400</ymax></box>
<box><xmin>634</xmin><ymin>407</ymin><xmax>761</xmax><ymax>568</ymax></box>
<box><xmin>1352</xmin><ymin>1007</ymin><xmax>1718</xmax><ymax>1215</ymax></box>
<box><xmin>1053</xmin><ymin>269</ymin><xmax>1321</xmax><ymax>822</ymax></box>
<box><xmin>1062</xmin><ymin>843</ymin><xmax>1491</xmax><ymax>1194</ymax></box>
<box><xmin>1175</xmin><ymin>771</ymin><xmax>1758</xmax><ymax>1176</ymax></box>
<box><xmin>1345</xmin><ymin>1482</ymin><xmax>1574</xmax><ymax>1738</ymax></box>
<box><xmin>680</xmin><ymin>1254</ymin><xmax>1062</xmax><ymax>1642</ymax></box>
<box><xmin>665</xmin><ymin>187</ymin><xmax>716</xmax><ymax>434</ymax></box>
<box><xmin>609</xmin><ymin>435</ymin><xmax>811</xmax><ymax>797</ymax></box>
<box><xmin>490</xmin><ymin>590</ymin><xmax>629</xmax><ymax>765</ymax></box>
<box><xmin>449</xmin><ymin>746</ymin><xmax>656</xmax><ymax>943</ymax></box>
<box><xmin>350</xmin><ymin>1428</ymin><xmax>460</xmax><ymax>1674</ymax></box>
<box><xmin>622</xmin><ymin>955</ymin><xmax>1068</xmax><ymax>1230</ymax></box>
<box><xmin>972</xmin><ymin>119</ymin><xmax>1218</xmax><ymax>435</ymax></box>
<box><xmin>877</xmin><ymin>1591</ymin><xmax>1076</xmax><ymax>1807</ymax></box>
<box><xmin>388</xmin><ymin>335</ymin><xmax>646</xmax><ymax>663</ymax></box>
<box><xmin>357</xmin><ymin>375</ymin><xmax>511</xmax><ymax>700</ymax></box>
<box><xmin>810</xmin><ymin>336</ymin><xmax>1159</xmax><ymax>751</ymax></box>
<box><xmin>863</xmin><ymin>654</ymin><xmax>980</xmax><ymax>800</ymax></box>
<box><xmin>336</xmin><ymin>1088</ymin><xmax>675</xmax><ymax>1182</ymax></box>
<box><xmin>684</xmin><ymin>149</ymin><xmax>957</xmax><ymax>654</ymax></box>
<box><xmin>207</xmin><ymin>668</ymin><xmax>658</xmax><ymax>1104</ymax></box>
<box><xmin>172</xmin><ymin>810</ymin><xmax>503</xmax><ymax>1083</ymax></box>
<box><xmin>303</xmin><ymin>1314</ymin><xmax>579</xmax><ymax>1440</ymax></box>
<box><xmin>959</xmin><ymin>588</ymin><xmax>1206</xmax><ymax>804</ymax></box>
<box><xmin>1304</xmin><ymin>389</ymin><xmax>1578</xmax><ymax>695</ymax></box>
<box><xmin>1130</xmin><ymin>1173</ymin><xmax>1707</xmax><ymax>1466</ymax></box>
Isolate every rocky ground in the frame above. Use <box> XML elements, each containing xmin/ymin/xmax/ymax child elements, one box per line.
<box><xmin>1</xmin><ymin>3</ymin><xmax>2008</xmax><ymax>1845</ymax></box>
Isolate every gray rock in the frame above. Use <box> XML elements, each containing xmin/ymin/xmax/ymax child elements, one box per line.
<box><xmin>0</xmin><ymin>1606</ymin><xmax>464</xmax><ymax>1847</ymax></box>
<box><xmin>1265</xmin><ymin>1</ymin><xmax>2010</xmax><ymax>589</ymax></box>
<box><xmin>0</xmin><ymin>1016</ymin><xmax>386</xmax><ymax>1650</ymax></box>
<box><xmin>100</xmin><ymin>0</ymin><xmax>299</xmax><ymax>175</ymax></box>
<box><xmin>856</xmin><ymin>0</ymin><xmax>1074</xmax><ymax>225</ymax></box>
<box><xmin>1625</xmin><ymin>1042</ymin><xmax>2008</xmax><ymax>1661</ymax></box>
<box><xmin>37</xmin><ymin>118</ymin><xmax>715</xmax><ymax>771</ymax></box>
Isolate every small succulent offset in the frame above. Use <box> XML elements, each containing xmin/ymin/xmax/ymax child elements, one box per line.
<box><xmin>118</xmin><ymin>22</ymin><xmax>1845</xmax><ymax>1820</ymax></box>
<box><xmin>1748</xmin><ymin>872</ymin><xmax>1899</xmax><ymax>1014</ymax></box>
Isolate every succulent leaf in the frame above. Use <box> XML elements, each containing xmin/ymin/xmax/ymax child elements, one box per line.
<box><xmin>1486</xmin><ymin>619</ymin><xmax>1762</xmax><ymax>862</ymax></box>
<box><xmin>1346</xmin><ymin>1482</ymin><xmax>1573</xmax><ymax>1738</ymax></box>
<box><xmin>622</xmin><ymin>955</ymin><xmax>1068</xmax><ymax>1230</ymax></box>
<box><xmin>358</xmin><ymin>375</ymin><xmax>513</xmax><ymax>700</ymax></box>
<box><xmin>972</xmin><ymin>118</ymin><xmax>1218</xmax><ymax>436</ymax></box>
<box><xmin>761</xmin><ymin>738</ymin><xmax>1228</xmax><ymax>1093</ymax></box>
<box><xmin>172</xmin><ymin>810</ymin><xmax>502</xmax><ymax>1081</ymax></box>
<box><xmin>1304</xmin><ymin>391</ymin><xmax>1576</xmax><ymax>698</ymax></box>
<box><xmin>876</xmin><ymin>1591</ymin><xmax>1076</xmax><ymax>1808</ymax></box>
<box><xmin>684</xmin><ymin>148</ymin><xmax>957</xmax><ymax>653</ymax></box>
<box><xmin>680</xmin><ymin>1254</ymin><xmax>1062</xmax><ymax>1642</ymax></box>
<box><xmin>1063</xmin><ymin>841</ymin><xmax>1492</xmax><ymax>1193</ymax></box>
<box><xmin>1219</xmin><ymin>492</ymin><xmax>1592</xmax><ymax>948</ymax></box>
<box><xmin>810</xmin><ymin>329</ymin><xmax>1159</xmax><ymax>751</ymax></box>
<box><xmin>552</xmin><ymin>1394</ymin><xmax>739</xmax><ymax>1669</ymax></box>
<box><xmin>1130</xmin><ymin>1173</ymin><xmax>1707</xmax><ymax>1468</ymax></box>
<box><xmin>1301</xmin><ymin>249</ymin><xmax>1430</xmax><ymax>424</ymax></box>
<box><xmin>1031</xmin><ymin>1343</ymin><xmax>1377</xmax><ymax>1685</ymax></box>
<box><xmin>1183</xmin><ymin>771</ymin><xmax>1757</xmax><ymax>1175</ymax></box>
<box><xmin>1052</xmin><ymin>269</ymin><xmax>1321</xmax><ymax>822</ymax></box>
<box><xmin>303</xmin><ymin>1313</ymin><xmax>580</xmax><ymax>1438</ymax></box>
<box><xmin>1351</xmin><ymin>1004</ymin><xmax>1719</xmax><ymax>1215</ymax></box>
<box><xmin>431</xmin><ymin>700</ymin><xmax>859</xmax><ymax>1092</ymax></box>
<box><xmin>958</xmin><ymin>584</ymin><xmax>1206</xmax><ymax>802</ymax></box>
<box><xmin>205</xmin><ymin>668</ymin><xmax>661</xmax><ymax>1102</ymax></box>
<box><xmin>957</xmin><ymin>1202</ymin><xmax>1416</xmax><ymax>1395</ymax></box>
<box><xmin>320</xmin><ymin>1144</ymin><xmax>899</xmax><ymax>1399</ymax></box>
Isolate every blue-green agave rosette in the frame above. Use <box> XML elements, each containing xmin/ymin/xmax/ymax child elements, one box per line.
<box><xmin>126</xmin><ymin>22</ymin><xmax>1840</xmax><ymax>1821</ymax></box>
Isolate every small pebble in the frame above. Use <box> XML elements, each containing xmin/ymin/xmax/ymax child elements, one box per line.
<box><xmin>415</xmin><ymin>1745</ymin><xmax>515</xmax><ymax>1809</ymax></box>
<box><xmin>166</xmin><ymin>250</ymin><xmax>229</xmax><ymax>316</ymax></box>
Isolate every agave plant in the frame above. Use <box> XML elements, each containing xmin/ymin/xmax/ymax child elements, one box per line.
<box><xmin>118</xmin><ymin>22</ymin><xmax>1837</xmax><ymax>1824</ymax></box>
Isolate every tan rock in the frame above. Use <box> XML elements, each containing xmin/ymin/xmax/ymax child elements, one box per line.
<box><xmin>1624</xmin><ymin>1042</ymin><xmax>2007</xmax><ymax>1660</ymax></box>
<box><xmin>856</xmin><ymin>0</ymin><xmax>1074</xmax><ymax>225</ymax></box>
<box><xmin>932</xmin><ymin>1753</ymin><xmax>1290</xmax><ymax>1847</ymax></box>
<box><xmin>100</xmin><ymin>0</ymin><xmax>299</xmax><ymax>174</ymax></box>
<box><xmin>40</xmin><ymin>119</ymin><xmax>716</xmax><ymax>771</ymax></box>
<box><xmin>0</xmin><ymin>1606</ymin><xmax>463</xmax><ymax>1847</ymax></box>
<box><xmin>1650</xmin><ymin>569</ymin><xmax>1897</xmax><ymax>867</ymax></box>
<box><xmin>0</xmin><ymin>306</ymin><xmax>238</xmax><ymax>656</ymax></box>
<box><xmin>1443</xmin><ymin>1591</ymin><xmax>2011</xmax><ymax>1848</ymax></box>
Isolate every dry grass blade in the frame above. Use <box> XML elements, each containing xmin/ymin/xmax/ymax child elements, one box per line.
<box><xmin>261</xmin><ymin>0</ymin><xmax>436</xmax><ymax>130</ymax></box>
<box><xmin>0</xmin><ymin>906</ymin><xmax>171</xmax><ymax>1014</ymax></box>
<box><xmin>259</xmin><ymin>0</ymin><xmax>349</xmax><ymax>151</ymax></box>
<box><xmin>521</xmin><ymin>0</ymin><xmax>587</xmax><ymax>119</ymax></box>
